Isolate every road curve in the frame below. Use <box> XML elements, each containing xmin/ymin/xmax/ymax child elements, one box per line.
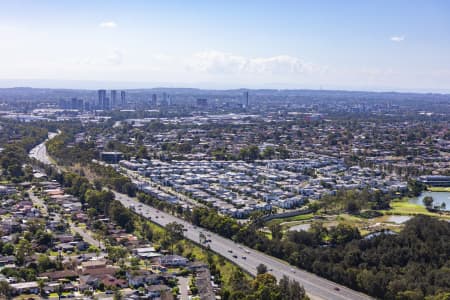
<box><xmin>114</xmin><ymin>192</ymin><xmax>372</xmax><ymax>300</ymax></box>
<box><xmin>29</xmin><ymin>132</ymin><xmax>58</xmax><ymax>165</ymax></box>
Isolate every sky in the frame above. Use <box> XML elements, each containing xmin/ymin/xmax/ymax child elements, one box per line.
<box><xmin>0</xmin><ymin>0</ymin><xmax>450</xmax><ymax>92</ymax></box>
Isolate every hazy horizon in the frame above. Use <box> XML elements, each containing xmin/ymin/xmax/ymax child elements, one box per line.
<box><xmin>1</xmin><ymin>78</ymin><xmax>450</xmax><ymax>95</ymax></box>
<box><xmin>1</xmin><ymin>1</ymin><xmax>449</xmax><ymax>93</ymax></box>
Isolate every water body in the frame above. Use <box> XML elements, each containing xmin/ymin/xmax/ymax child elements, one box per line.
<box><xmin>289</xmin><ymin>223</ymin><xmax>311</xmax><ymax>232</ymax></box>
<box><xmin>386</xmin><ymin>215</ymin><xmax>412</xmax><ymax>224</ymax></box>
<box><xmin>409</xmin><ymin>191</ymin><xmax>450</xmax><ymax>211</ymax></box>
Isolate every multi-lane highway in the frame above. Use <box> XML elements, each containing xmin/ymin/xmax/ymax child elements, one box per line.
<box><xmin>29</xmin><ymin>132</ymin><xmax>58</xmax><ymax>165</ymax></box>
<box><xmin>29</xmin><ymin>136</ymin><xmax>372</xmax><ymax>300</ymax></box>
<box><xmin>114</xmin><ymin>192</ymin><xmax>372</xmax><ymax>300</ymax></box>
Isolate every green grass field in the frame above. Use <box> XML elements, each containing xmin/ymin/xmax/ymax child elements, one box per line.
<box><xmin>265</xmin><ymin>213</ymin><xmax>314</xmax><ymax>227</ymax></box>
<box><xmin>383</xmin><ymin>199</ymin><xmax>450</xmax><ymax>219</ymax></box>
<box><xmin>388</xmin><ymin>200</ymin><xmax>433</xmax><ymax>215</ymax></box>
<box><xmin>428</xmin><ymin>186</ymin><xmax>450</xmax><ymax>192</ymax></box>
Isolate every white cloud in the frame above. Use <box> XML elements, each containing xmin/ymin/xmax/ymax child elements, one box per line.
<box><xmin>99</xmin><ymin>21</ymin><xmax>117</xmax><ymax>28</ymax></box>
<box><xmin>106</xmin><ymin>49</ymin><xmax>123</xmax><ymax>65</ymax></box>
<box><xmin>186</xmin><ymin>50</ymin><xmax>318</xmax><ymax>75</ymax></box>
<box><xmin>390</xmin><ymin>36</ymin><xmax>405</xmax><ymax>42</ymax></box>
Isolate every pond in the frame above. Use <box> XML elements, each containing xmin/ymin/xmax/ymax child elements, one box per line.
<box><xmin>289</xmin><ymin>223</ymin><xmax>311</xmax><ymax>232</ymax></box>
<box><xmin>409</xmin><ymin>191</ymin><xmax>450</xmax><ymax>211</ymax></box>
<box><xmin>386</xmin><ymin>215</ymin><xmax>412</xmax><ymax>224</ymax></box>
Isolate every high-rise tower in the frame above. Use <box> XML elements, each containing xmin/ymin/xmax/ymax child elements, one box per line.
<box><xmin>111</xmin><ymin>90</ymin><xmax>117</xmax><ymax>108</ymax></box>
<box><xmin>120</xmin><ymin>91</ymin><xmax>126</xmax><ymax>106</ymax></box>
<box><xmin>98</xmin><ymin>90</ymin><xmax>106</xmax><ymax>109</ymax></box>
<box><xmin>243</xmin><ymin>91</ymin><xmax>249</xmax><ymax>108</ymax></box>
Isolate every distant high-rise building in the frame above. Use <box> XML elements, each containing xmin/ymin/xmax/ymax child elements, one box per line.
<box><xmin>98</xmin><ymin>89</ymin><xmax>106</xmax><ymax>109</ymax></box>
<box><xmin>196</xmin><ymin>98</ymin><xmax>208</xmax><ymax>107</ymax></box>
<box><xmin>59</xmin><ymin>99</ymin><xmax>68</xmax><ymax>109</ymax></box>
<box><xmin>243</xmin><ymin>91</ymin><xmax>249</xmax><ymax>108</ymax></box>
<box><xmin>151</xmin><ymin>94</ymin><xmax>157</xmax><ymax>106</ymax></box>
<box><xmin>104</xmin><ymin>97</ymin><xmax>110</xmax><ymax>110</ymax></box>
<box><xmin>160</xmin><ymin>92</ymin><xmax>168</xmax><ymax>107</ymax></box>
<box><xmin>70</xmin><ymin>98</ymin><xmax>84</xmax><ymax>110</ymax></box>
<box><xmin>111</xmin><ymin>90</ymin><xmax>117</xmax><ymax>108</ymax></box>
<box><xmin>120</xmin><ymin>91</ymin><xmax>126</xmax><ymax>106</ymax></box>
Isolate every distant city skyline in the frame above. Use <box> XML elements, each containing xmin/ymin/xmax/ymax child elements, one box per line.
<box><xmin>1</xmin><ymin>0</ymin><xmax>449</xmax><ymax>92</ymax></box>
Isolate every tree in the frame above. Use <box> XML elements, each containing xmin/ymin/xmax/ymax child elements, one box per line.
<box><xmin>16</xmin><ymin>239</ymin><xmax>34</xmax><ymax>265</ymax></box>
<box><xmin>57</xmin><ymin>283</ymin><xmax>64</xmax><ymax>300</ymax></box>
<box><xmin>0</xmin><ymin>144</ymin><xmax>27</xmax><ymax>178</ymax></box>
<box><xmin>0</xmin><ymin>281</ymin><xmax>12</xmax><ymax>300</ymax></box>
<box><xmin>38</xmin><ymin>279</ymin><xmax>45</xmax><ymax>296</ymax></box>
<box><xmin>165</xmin><ymin>222</ymin><xmax>184</xmax><ymax>254</ymax></box>
<box><xmin>257</xmin><ymin>263</ymin><xmax>268</xmax><ymax>275</ymax></box>
<box><xmin>113</xmin><ymin>290</ymin><xmax>123</xmax><ymax>300</ymax></box>
<box><xmin>36</xmin><ymin>230</ymin><xmax>53</xmax><ymax>248</ymax></box>
<box><xmin>136</xmin><ymin>145</ymin><xmax>149</xmax><ymax>159</ymax></box>
<box><xmin>329</xmin><ymin>224</ymin><xmax>361</xmax><ymax>245</ymax></box>
<box><xmin>228</xmin><ymin>268</ymin><xmax>250</xmax><ymax>292</ymax></box>
<box><xmin>38</xmin><ymin>254</ymin><xmax>55</xmax><ymax>272</ymax></box>
<box><xmin>289</xmin><ymin>279</ymin><xmax>307</xmax><ymax>300</ymax></box>
<box><xmin>85</xmin><ymin>189</ymin><xmax>114</xmax><ymax>215</ymax></box>
<box><xmin>423</xmin><ymin>196</ymin><xmax>434</xmax><ymax>208</ymax></box>
<box><xmin>107</xmin><ymin>246</ymin><xmax>128</xmax><ymax>263</ymax></box>
<box><xmin>239</xmin><ymin>145</ymin><xmax>260</xmax><ymax>162</ymax></box>
<box><xmin>269</xmin><ymin>223</ymin><xmax>283</xmax><ymax>240</ymax></box>
<box><xmin>109</xmin><ymin>201</ymin><xmax>135</xmax><ymax>232</ymax></box>
<box><xmin>2</xmin><ymin>243</ymin><xmax>14</xmax><ymax>255</ymax></box>
<box><xmin>93</xmin><ymin>179</ymin><xmax>103</xmax><ymax>191</ymax></box>
<box><xmin>141</xmin><ymin>222</ymin><xmax>153</xmax><ymax>241</ymax></box>
<box><xmin>346</xmin><ymin>200</ymin><xmax>360</xmax><ymax>214</ymax></box>
<box><xmin>262</xmin><ymin>146</ymin><xmax>275</xmax><ymax>159</ymax></box>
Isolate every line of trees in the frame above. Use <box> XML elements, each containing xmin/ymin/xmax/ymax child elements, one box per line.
<box><xmin>223</xmin><ymin>267</ymin><xmax>308</xmax><ymax>300</ymax></box>
<box><xmin>0</xmin><ymin>121</ymin><xmax>48</xmax><ymax>181</ymax></box>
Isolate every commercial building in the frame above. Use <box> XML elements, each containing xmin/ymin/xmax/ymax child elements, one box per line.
<box><xmin>111</xmin><ymin>90</ymin><xmax>117</xmax><ymax>108</ymax></box>
<box><xmin>151</xmin><ymin>94</ymin><xmax>157</xmax><ymax>106</ymax></box>
<box><xmin>418</xmin><ymin>175</ymin><xmax>450</xmax><ymax>187</ymax></box>
<box><xmin>196</xmin><ymin>98</ymin><xmax>208</xmax><ymax>107</ymax></box>
<box><xmin>98</xmin><ymin>90</ymin><xmax>106</xmax><ymax>109</ymax></box>
<box><xmin>100</xmin><ymin>151</ymin><xmax>123</xmax><ymax>164</ymax></box>
<box><xmin>243</xmin><ymin>91</ymin><xmax>249</xmax><ymax>108</ymax></box>
<box><xmin>121</xmin><ymin>91</ymin><xmax>126</xmax><ymax>106</ymax></box>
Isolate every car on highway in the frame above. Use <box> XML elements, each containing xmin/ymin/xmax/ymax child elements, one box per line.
<box><xmin>228</xmin><ymin>249</ymin><xmax>233</xmax><ymax>253</ymax></box>
<box><xmin>232</xmin><ymin>255</ymin><xmax>238</xmax><ymax>258</ymax></box>
<box><xmin>242</xmin><ymin>256</ymin><xmax>247</xmax><ymax>259</ymax></box>
<box><xmin>290</xmin><ymin>268</ymin><xmax>296</xmax><ymax>273</ymax></box>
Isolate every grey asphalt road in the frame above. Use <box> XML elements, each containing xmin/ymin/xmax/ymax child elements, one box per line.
<box><xmin>29</xmin><ymin>191</ymin><xmax>48</xmax><ymax>215</ymax></box>
<box><xmin>29</xmin><ymin>132</ymin><xmax>58</xmax><ymax>165</ymax></box>
<box><xmin>70</xmin><ymin>223</ymin><xmax>106</xmax><ymax>250</ymax></box>
<box><xmin>114</xmin><ymin>192</ymin><xmax>372</xmax><ymax>300</ymax></box>
<box><xmin>178</xmin><ymin>275</ymin><xmax>190</xmax><ymax>300</ymax></box>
